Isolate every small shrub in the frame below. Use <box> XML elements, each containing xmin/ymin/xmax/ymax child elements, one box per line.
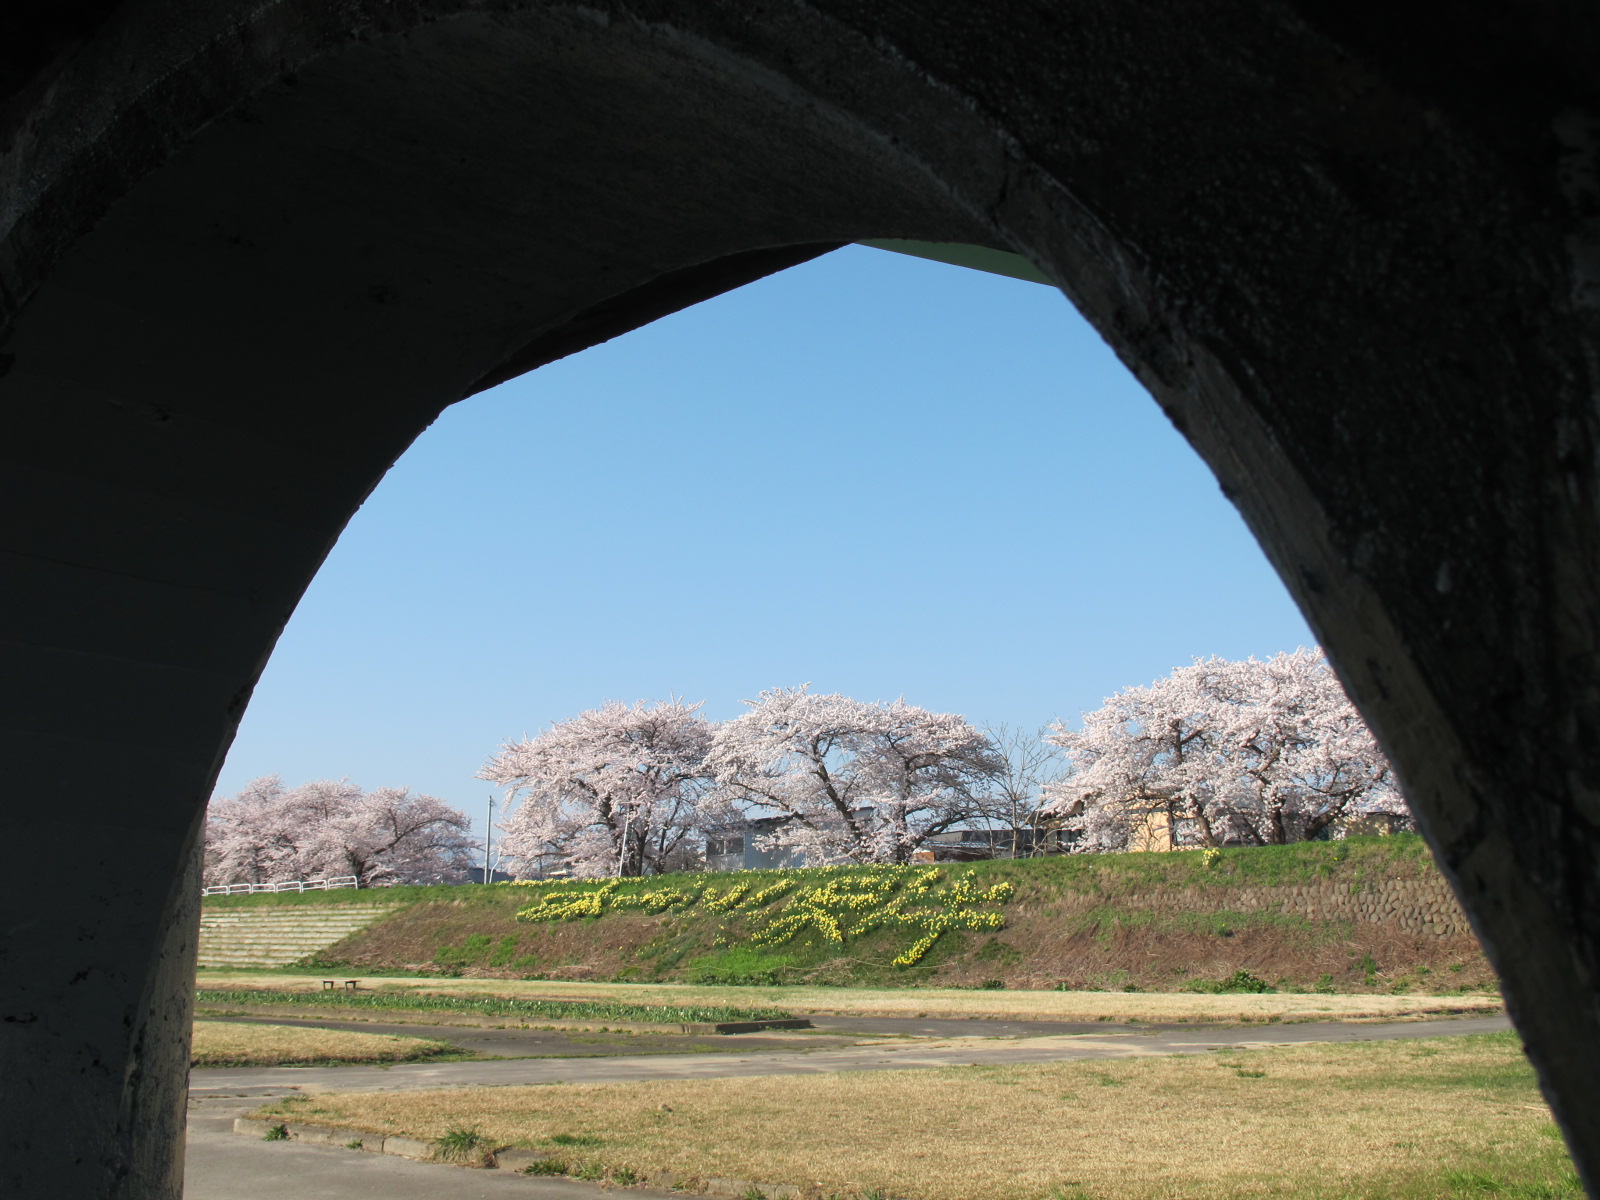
<box><xmin>432</xmin><ymin>1126</ymin><xmax>486</xmax><ymax>1162</ymax></box>
<box><xmin>262</xmin><ymin>1124</ymin><xmax>288</xmax><ymax>1142</ymax></box>
<box><xmin>344</xmin><ymin>1139</ymin><xmax>363</xmax><ymax>1150</ymax></box>
<box><xmin>1186</xmin><ymin>969</ymin><xmax>1273</xmax><ymax>994</ymax></box>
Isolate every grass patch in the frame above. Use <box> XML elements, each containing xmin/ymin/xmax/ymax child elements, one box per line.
<box><xmin>197</xmin><ymin>973</ymin><xmax>1501</xmax><ymax>1025</ymax></box>
<box><xmin>195</xmin><ymin>987</ymin><xmax>791</xmax><ymax>1025</ymax></box>
<box><xmin>264</xmin><ymin>1031</ymin><xmax>1574</xmax><ymax>1200</ymax></box>
<box><xmin>687</xmin><ymin>947</ymin><xmax>798</xmax><ymax>986</ymax></box>
<box><xmin>190</xmin><ymin>1020</ymin><xmax>459</xmax><ymax>1067</ymax></box>
<box><xmin>431</xmin><ymin>1126</ymin><xmax>488</xmax><ymax>1163</ymax></box>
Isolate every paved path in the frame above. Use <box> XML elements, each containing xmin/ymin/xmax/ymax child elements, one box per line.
<box><xmin>191</xmin><ymin>1013</ymin><xmax>1511</xmax><ymax>1096</ymax></box>
<box><xmin>203</xmin><ymin>1012</ymin><xmax>854</xmax><ymax>1057</ymax></box>
<box><xmin>187</xmin><ymin>1096</ymin><xmax>653</xmax><ymax>1200</ymax></box>
<box><xmin>806</xmin><ymin>1014</ymin><xmax>1200</xmax><ymax>1037</ymax></box>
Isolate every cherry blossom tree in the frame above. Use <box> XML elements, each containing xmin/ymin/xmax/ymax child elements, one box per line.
<box><xmin>705</xmin><ymin>686</ymin><xmax>1005</xmax><ymax>865</ymax></box>
<box><xmin>1209</xmin><ymin>649</ymin><xmax>1407</xmax><ymax>843</ymax></box>
<box><xmin>204</xmin><ymin>776</ymin><xmax>478</xmax><ymax>885</ymax></box>
<box><xmin>480</xmin><ymin>699</ymin><xmax>715</xmax><ymax>878</ymax></box>
<box><xmin>1041</xmin><ymin>649</ymin><xmax>1407</xmax><ymax>851</ymax></box>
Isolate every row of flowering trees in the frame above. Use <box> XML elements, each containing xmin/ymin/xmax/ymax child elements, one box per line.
<box><xmin>480</xmin><ymin>650</ymin><xmax>1407</xmax><ymax>877</ymax></box>
<box><xmin>203</xmin><ymin>649</ymin><xmax>1411</xmax><ymax>886</ymax></box>
<box><xmin>203</xmin><ymin>776</ymin><xmax>478</xmax><ymax>887</ymax></box>
<box><xmin>479</xmin><ymin>687</ymin><xmax>1009</xmax><ymax>877</ymax></box>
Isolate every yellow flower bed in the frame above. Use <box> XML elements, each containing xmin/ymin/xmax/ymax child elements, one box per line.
<box><xmin>512</xmin><ymin>865</ymin><xmax>1013</xmax><ymax>968</ymax></box>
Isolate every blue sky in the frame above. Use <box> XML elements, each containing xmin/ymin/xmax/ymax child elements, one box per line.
<box><xmin>215</xmin><ymin>244</ymin><xmax>1313</xmax><ymax>834</ymax></box>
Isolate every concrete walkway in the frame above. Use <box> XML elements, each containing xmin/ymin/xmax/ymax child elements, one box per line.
<box><xmin>187</xmin><ymin>1096</ymin><xmax>658</xmax><ymax>1200</ymax></box>
<box><xmin>190</xmin><ymin>1013</ymin><xmax>1511</xmax><ymax>1096</ymax></box>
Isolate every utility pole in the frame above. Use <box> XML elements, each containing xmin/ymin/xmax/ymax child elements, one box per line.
<box><xmin>616</xmin><ymin>802</ymin><xmax>640</xmax><ymax>878</ymax></box>
<box><xmin>484</xmin><ymin>793</ymin><xmax>494</xmax><ymax>885</ymax></box>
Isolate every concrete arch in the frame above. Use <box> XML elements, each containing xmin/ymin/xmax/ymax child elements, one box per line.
<box><xmin>3</xmin><ymin>4</ymin><xmax>1599</xmax><ymax>1196</ymax></box>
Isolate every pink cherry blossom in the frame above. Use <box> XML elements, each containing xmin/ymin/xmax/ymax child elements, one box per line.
<box><xmin>480</xmin><ymin>699</ymin><xmax>714</xmax><ymax>878</ymax></box>
<box><xmin>706</xmin><ymin>686</ymin><xmax>1005</xmax><ymax>865</ymax></box>
<box><xmin>204</xmin><ymin>776</ymin><xmax>478</xmax><ymax>886</ymax></box>
<box><xmin>1042</xmin><ymin>649</ymin><xmax>1407</xmax><ymax>850</ymax></box>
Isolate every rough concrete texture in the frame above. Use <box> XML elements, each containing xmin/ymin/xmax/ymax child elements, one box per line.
<box><xmin>2</xmin><ymin>2</ymin><xmax>1599</xmax><ymax>1196</ymax></box>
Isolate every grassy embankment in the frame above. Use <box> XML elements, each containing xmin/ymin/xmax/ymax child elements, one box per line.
<box><xmin>195</xmin><ymin>988</ymin><xmax>794</xmax><ymax>1026</ymax></box>
<box><xmin>251</xmin><ymin>1030</ymin><xmax>1571</xmax><ymax>1200</ymax></box>
<box><xmin>203</xmin><ymin>836</ymin><xmax>1494</xmax><ymax>993</ymax></box>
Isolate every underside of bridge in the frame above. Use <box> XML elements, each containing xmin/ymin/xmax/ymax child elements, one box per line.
<box><xmin>3</xmin><ymin>2</ymin><xmax>1599</xmax><ymax>1196</ymax></box>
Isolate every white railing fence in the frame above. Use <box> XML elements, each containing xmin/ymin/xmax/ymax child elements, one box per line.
<box><xmin>201</xmin><ymin>876</ymin><xmax>360</xmax><ymax>896</ymax></box>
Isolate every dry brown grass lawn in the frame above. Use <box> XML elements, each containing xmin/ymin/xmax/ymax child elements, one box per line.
<box><xmin>258</xmin><ymin>1031</ymin><xmax>1572</xmax><ymax>1200</ymax></box>
<box><xmin>197</xmin><ymin>972</ymin><xmax>1501</xmax><ymax>1025</ymax></box>
<box><xmin>191</xmin><ymin>1020</ymin><xmax>458</xmax><ymax>1067</ymax></box>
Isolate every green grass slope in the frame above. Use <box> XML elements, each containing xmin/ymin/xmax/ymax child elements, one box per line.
<box><xmin>201</xmin><ymin>836</ymin><xmax>1495</xmax><ymax>993</ymax></box>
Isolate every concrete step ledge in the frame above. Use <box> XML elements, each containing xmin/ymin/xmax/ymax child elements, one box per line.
<box><xmin>200</xmin><ymin>931</ymin><xmax>386</xmax><ymax>939</ymax></box>
<box><xmin>200</xmin><ymin>929</ymin><xmax>386</xmax><ymax>934</ymax></box>
<box><xmin>200</xmin><ymin>936</ymin><xmax>379</xmax><ymax>943</ymax></box>
<box><xmin>199</xmin><ymin>930</ymin><xmax>373</xmax><ymax>935</ymax></box>
<box><xmin>200</xmin><ymin>908</ymin><xmax>400</xmax><ymax>921</ymax></box>
<box><xmin>201</xmin><ymin>909</ymin><xmax>396</xmax><ymax>918</ymax></box>
<box><xmin>198</xmin><ymin>939</ymin><xmax>366</xmax><ymax>947</ymax></box>
<box><xmin>231</xmin><ymin>1116</ymin><xmax>800</xmax><ymax>1195</ymax></box>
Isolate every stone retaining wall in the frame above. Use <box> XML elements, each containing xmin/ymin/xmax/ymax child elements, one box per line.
<box><xmin>1110</xmin><ymin>876</ymin><xmax>1470</xmax><ymax>939</ymax></box>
